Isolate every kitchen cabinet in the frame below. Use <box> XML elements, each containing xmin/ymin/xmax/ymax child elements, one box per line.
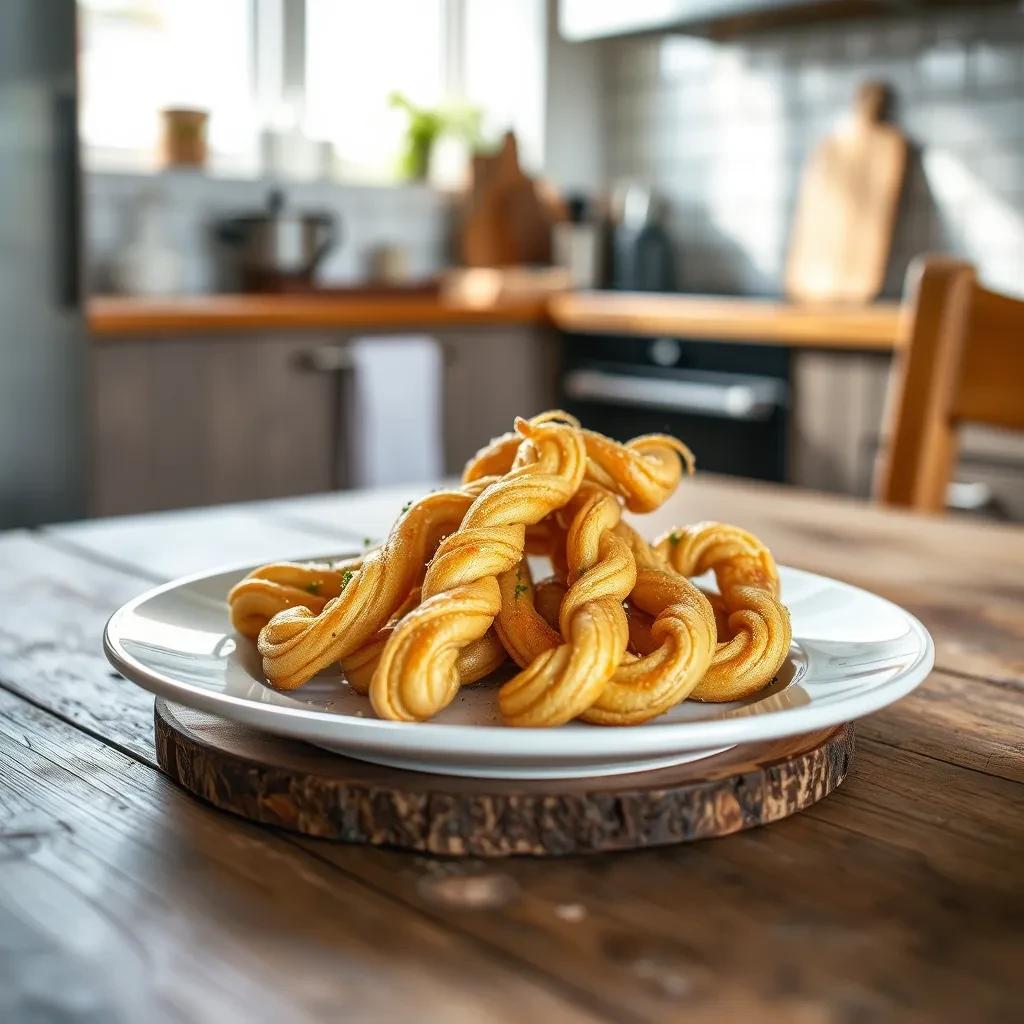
<box><xmin>558</xmin><ymin>0</ymin><xmax>971</xmax><ymax>41</ymax></box>
<box><xmin>92</xmin><ymin>334</ymin><xmax>338</xmax><ymax>516</ymax></box>
<box><xmin>790</xmin><ymin>350</ymin><xmax>892</xmax><ymax>498</ymax></box>
<box><xmin>91</xmin><ymin>326</ymin><xmax>557</xmax><ymax>516</ymax></box>
<box><xmin>560</xmin><ymin>0</ymin><xmax>805</xmax><ymax>39</ymax></box>
<box><xmin>439</xmin><ymin>326</ymin><xmax>558</xmax><ymax>470</ymax></box>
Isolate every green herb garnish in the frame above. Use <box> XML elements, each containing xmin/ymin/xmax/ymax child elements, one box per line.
<box><xmin>305</xmin><ymin>580</ymin><xmax>322</xmax><ymax>595</ymax></box>
<box><xmin>400</xmin><ymin>500</ymin><xmax>413</xmax><ymax>514</ymax></box>
<box><xmin>669</xmin><ymin>531</ymin><xmax>681</xmax><ymax>546</ymax></box>
<box><xmin>363</xmin><ymin>536</ymin><xmax>375</xmax><ymax>548</ymax></box>
<box><xmin>340</xmin><ymin>570</ymin><xmax>354</xmax><ymax>591</ymax></box>
<box><xmin>514</xmin><ymin>583</ymin><xmax>529</xmax><ymax>600</ymax></box>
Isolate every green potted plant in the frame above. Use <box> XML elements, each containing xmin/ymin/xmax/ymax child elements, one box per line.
<box><xmin>389</xmin><ymin>92</ymin><xmax>481</xmax><ymax>181</ymax></box>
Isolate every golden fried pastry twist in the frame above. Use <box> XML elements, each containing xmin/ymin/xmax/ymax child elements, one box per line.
<box><xmin>369</xmin><ymin>416</ymin><xmax>587</xmax><ymax>721</ymax></box>
<box><xmin>493</xmin><ymin>560</ymin><xmax>561</xmax><ymax>669</ymax></box>
<box><xmin>582</xmin><ymin>430</ymin><xmax>695</xmax><ymax>514</ymax></box>
<box><xmin>230</xmin><ymin>410</ymin><xmax>792</xmax><ymax>725</ymax></box>
<box><xmin>466</xmin><ymin>426</ymin><xmax>694</xmax><ymax>515</ymax></box>
<box><xmin>581</xmin><ymin>569</ymin><xmax>716</xmax><ymax>725</ymax></box>
<box><xmin>504</xmin><ymin>509</ymin><xmax>717</xmax><ymax>725</ymax></box>
<box><xmin>342</xmin><ymin>602</ymin><xmax>506</xmax><ymax>694</ymax></box>
<box><xmin>498</xmin><ymin>485</ymin><xmax>636</xmax><ymax>727</ymax></box>
<box><xmin>231</xmin><ymin>477</ymin><xmax>495</xmax><ymax>645</ymax></box>
<box><xmin>524</xmin><ymin>518</ymin><xmax>570</xmax><ymax>581</ymax></box>
<box><xmin>254</xmin><ymin>479</ymin><xmax>493</xmax><ymax>690</ymax></box>
<box><xmin>228</xmin><ymin>556</ymin><xmax>364</xmax><ymax>640</ymax></box>
<box><xmin>613</xmin><ymin>520</ymin><xmax>672</xmax><ymax>572</ymax></box>
<box><xmin>462</xmin><ymin>431</ymin><xmax>521</xmax><ymax>482</ymax></box>
<box><xmin>533</xmin><ymin>575</ymin><xmax>566</xmax><ymax>631</ymax></box>
<box><xmin>626</xmin><ymin>604</ymin><xmax>656</xmax><ymax>656</ymax></box>
<box><xmin>657</xmin><ymin>522</ymin><xmax>792</xmax><ymax>701</ymax></box>
<box><xmin>462</xmin><ymin>411</ymin><xmax>579</xmax><ymax>482</ymax></box>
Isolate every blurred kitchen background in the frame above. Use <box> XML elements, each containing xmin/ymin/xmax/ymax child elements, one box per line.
<box><xmin>2</xmin><ymin>0</ymin><xmax>1023</xmax><ymax>529</ymax></box>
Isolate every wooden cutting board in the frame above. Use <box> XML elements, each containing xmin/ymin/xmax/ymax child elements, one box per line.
<box><xmin>460</xmin><ymin>131</ymin><xmax>563</xmax><ymax>267</ymax></box>
<box><xmin>785</xmin><ymin>82</ymin><xmax>908</xmax><ymax>305</ymax></box>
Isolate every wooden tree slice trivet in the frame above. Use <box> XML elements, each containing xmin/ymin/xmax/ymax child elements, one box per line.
<box><xmin>154</xmin><ymin>699</ymin><xmax>853</xmax><ymax>857</ymax></box>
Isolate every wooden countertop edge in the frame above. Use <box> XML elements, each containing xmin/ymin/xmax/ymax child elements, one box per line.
<box><xmin>88</xmin><ymin>295</ymin><xmax>550</xmax><ymax>336</ymax></box>
<box><xmin>548</xmin><ymin>293</ymin><xmax>906</xmax><ymax>349</ymax></box>
<box><xmin>88</xmin><ymin>292</ymin><xmax>906</xmax><ymax>349</ymax></box>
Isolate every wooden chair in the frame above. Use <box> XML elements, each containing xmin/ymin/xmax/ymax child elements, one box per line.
<box><xmin>877</xmin><ymin>256</ymin><xmax>1024</xmax><ymax>512</ymax></box>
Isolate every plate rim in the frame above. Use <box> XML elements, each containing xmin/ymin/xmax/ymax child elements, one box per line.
<box><xmin>104</xmin><ymin>556</ymin><xmax>935</xmax><ymax>756</ymax></box>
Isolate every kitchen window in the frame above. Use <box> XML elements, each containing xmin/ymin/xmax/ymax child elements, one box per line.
<box><xmin>78</xmin><ymin>0</ymin><xmax>257</xmax><ymax>172</ymax></box>
<box><xmin>303</xmin><ymin>0</ymin><xmax>447</xmax><ymax>181</ymax></box>
<box><xmin>78</xmin><ymin>0</ymin><xmax>547</xmax><ymax>182</ymax></box>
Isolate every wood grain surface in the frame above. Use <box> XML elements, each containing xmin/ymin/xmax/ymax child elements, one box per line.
<box><xmin>2</xmin><ymin>475</ymin><xmax>1023</xmax><ymax>1022</ymax></box>
<box><xmin>88</xmin><ymin>292</ymin><xmax>904</xmax><ymax>350</ymax></box>
<box><xmin>88</xmin><ymin>293</ymin><xmax>549</xmax><ymax>336</ymax></box>
<box><xmin>547</xmin><ymin>291</ymin><xmax>903</xmax><ymax>348</ymax></box>
<box><xmin>154</xmin><ymin>701</ymin><xmax>853</xmax><ymax>856</ymax></box>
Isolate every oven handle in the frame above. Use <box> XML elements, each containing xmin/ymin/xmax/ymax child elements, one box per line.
<box><xmin>563</xmin><ymin>368</ymin><xmax>784</xmax><ymax>422</ymax></box>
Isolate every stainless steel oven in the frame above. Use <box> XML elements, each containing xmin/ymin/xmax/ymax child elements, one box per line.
<box><xmin>560</xmin><ymin>335</ymin><xmax>791</xmax><ymax>482</ymax></box>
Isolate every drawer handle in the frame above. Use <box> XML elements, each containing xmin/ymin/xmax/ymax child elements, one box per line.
<box><xmin>563</xmin><ymin>368</ymin><xmax>783</xmax><ymax>422</ymax></box>
<box><xmin>296</xmin><ymin>347</ymin><xmax>353</xmax><ymax>373</ymax></box>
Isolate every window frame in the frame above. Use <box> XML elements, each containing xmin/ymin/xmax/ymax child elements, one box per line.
<box><xmin>79</xmin><ymin>0</ymin><xmax>547</xmax><ymax>181</ymax></box>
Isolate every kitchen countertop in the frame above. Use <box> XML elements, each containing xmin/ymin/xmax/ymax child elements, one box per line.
<box><xmin>88</xmin><ymin>293</ymin><xmax>550</xmax><ymax>336</ymax></box>
<box><xmin>547</xmin><ymin>291</ymin><xmax>904</xmax><ymax>349</ymax></box>
<box><xmin>89</xmin><ymin>291</ymin><xmax>906</xmax><ymax>349</ymax></box>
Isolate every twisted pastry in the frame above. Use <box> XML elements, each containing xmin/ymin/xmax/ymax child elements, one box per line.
<box><xmin>341</xmin><ymin>590</ymin><xmax>507</xmax><ymax>694</ymax></box>
<box><xmin>465</xmin><ymin>426</ymin><xmax>694</xmax><ymax>515</ymax></box>
<box><xmin>369</xmin><ymin>416</ymin><xmax>587</xmax><ymax>721</ymax></box>
<box><xmin>533</xmin><ymin>576</ymin><xmax>567</xmax><ymax>631</ymax></box>
<box><xmin>614</xmin><ymin>520</ymin><xmax>732</xmax><ymax>643</ymax></box>
<box><xmin>614</xmin><ymin>520</ymin><xmax>672</xmax><ymax>572</ymax></box>
<box><xmin>656</xmin><ymin>522</ymin><xmax>792</xmax><ymax>701</ymax></box>
<box><xmin>253</xmin><ymin>480</ymin><xmax>492</xmax><ymax>690</ymax></box>
<box><xmin>462</xmin><ymin>431</ymin><xmax>521</xmax><ymax>482</ymax></box>
<box><xmin>231</xmin><ymin>412</ymin><xmax>792</xmax><ymax>725</ymax></box>
<box><xmin>231</xmin><ymin>477</ymin><xmax>494</xmax><ymax>645</ymax></box>
<box><xmin>582</xmin><ymin>430</ymin><xmax>695</xmax><ymax>514</ymax></box>
<box><xmin>524</xmin><ymin>514</ymin><xmax>570</xmax><ymax>581</ymax></box>
<box><xmin>626</xmin><ymin>604</ymin><xmax>656</xmax><ymax>656</ymax></box>
<box><xmin>499</xmin><ymin>485</ymin><xmax>636</xmax><ymax>727</ymax></box>
<box><xmin>581</xmin><ymin>569</ymin><xmax>716</xmax><ymax>725</ymax></box>
<box><xmin>228</xmin><ymin>556</ymin><xmax>364</xmax><ymax>640</ymax></box>
<box><xmin>493</xmin><ymin>560</ymin><xmax>561</xmax><ymax>669</ymax></box>
<box><xmin>497</xmin><ymin>511</ymin><xmax>716</xmax><ymax>725</ymax></box>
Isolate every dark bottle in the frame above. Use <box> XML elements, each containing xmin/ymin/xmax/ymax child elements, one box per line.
<box><xmin>612</xmin><ymin>185</ymin><xmax>676</xmax><ymax>292</ymax></box>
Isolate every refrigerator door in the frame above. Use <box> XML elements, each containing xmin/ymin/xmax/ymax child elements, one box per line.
<box><xmin>0</xmin><ymin>0</ymin><xmax>86</xmax><ymax>527</ymax></box>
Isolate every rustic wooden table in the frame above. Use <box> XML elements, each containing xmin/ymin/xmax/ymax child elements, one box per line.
<box><xmin>2</xmin><ymin>476</ymin><xmax>1021</xmax><ymax>1023</ymax></box>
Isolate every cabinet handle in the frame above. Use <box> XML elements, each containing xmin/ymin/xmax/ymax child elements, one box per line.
<box><xmin>296</xmin><ymin>347</ymin><xmax>353</xmax><ymax>373</ymax></box>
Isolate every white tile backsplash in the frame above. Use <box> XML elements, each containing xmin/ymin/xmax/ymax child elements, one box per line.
<box><xmin>85</xmin><ymin>170</ymin><xmax>452</xmax><ymax>295</ymax></box>
<box><xmin>602</xmin><ymin>4</ymin><xmax>1024</xmax><ymax>298</ymax></box>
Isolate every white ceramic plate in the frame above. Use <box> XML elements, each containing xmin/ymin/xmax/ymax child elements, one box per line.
<box><xmin>105</xmin><ymin>558</ymin><xmax>933</xmax><ymax>779</ymax></box>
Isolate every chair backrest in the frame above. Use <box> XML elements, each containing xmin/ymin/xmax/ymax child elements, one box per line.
<box><xmin>877</xmin><ymin>256</ymin><xmax>1024</xmax><ymax>512</ymax></box>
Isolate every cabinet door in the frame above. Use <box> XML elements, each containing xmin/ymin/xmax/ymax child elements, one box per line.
<box><xmin>92</xmin><ymin>335</ymin><xmax>337</xmax><ymax>515</ymax></box>
<box><xmin>790</xmin><ymin>350</ymin><xmax>892</xmax><ymax>497</ymax></box>
<box><xmin>439</xmin><ymin>326</ymin><xmax>558</xmax><ymax>472</ymax></box>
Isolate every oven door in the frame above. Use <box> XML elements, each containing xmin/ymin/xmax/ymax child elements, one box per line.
<box><xmin>561</xmin><ymin>353</ymin><xmax>790</xmax><ymax>483</ymax></box>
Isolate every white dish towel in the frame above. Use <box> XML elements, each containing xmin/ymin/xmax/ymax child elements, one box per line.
<box><xmin>347</xmin><ymin>335</ymin><xmax>444</xmax><ymax>488</ymax></box>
